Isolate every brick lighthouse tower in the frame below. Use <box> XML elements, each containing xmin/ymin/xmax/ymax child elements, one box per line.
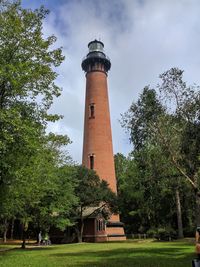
<box><xmin>81</xmin><ymin>40</ymin><xmax>125</xmax><ymax>241</ymax></box>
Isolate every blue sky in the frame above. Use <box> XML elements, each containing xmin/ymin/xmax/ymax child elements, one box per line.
<box><xmin>20</xmin><ymin>0</ymin><xmax>200</xmax><ymax>163</ymax></box>
<box><xmin>22</xmin><ymin>0</ymin><xmax>67</xmax><ymax>9</ymax></box>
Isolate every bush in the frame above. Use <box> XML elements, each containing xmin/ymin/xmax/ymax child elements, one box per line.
<box><xmin>146</xmin><ymin>229</ymin><xmax>157</xmax><ymax>238</ymax></box>
<box><xmin>147</xmin><ymin>227</ymin><xmax>177</xmax><ymax>241</ymax></box>
<box><xmin>156</xmin><ymin>227</ymin><xmax>177</xmax><ymax>241</ymax></box>
<box><xmin>183</xmin><ymin>226</ymin><xmax>195</xmax><ymax>237</ymax></box>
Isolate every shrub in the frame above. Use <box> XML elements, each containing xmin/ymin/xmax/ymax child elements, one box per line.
<box><xmin>147</xmin><ymin>227</ymin><xmax>177</xmax><ymax>240</ymax></box>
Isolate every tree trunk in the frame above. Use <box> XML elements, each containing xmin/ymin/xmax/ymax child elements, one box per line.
<box><xmin>175</xmin><ymin>188</ymin><xmax>184</xmax><ymax>238</ymax></box>
<box><xmin>3</xmin><ymin>219</ymin><xmax>8</xmax><ymax>243</ymax></box>
<box><xmin>10</xmin><ymin>218</ymin><xmax>15</xmax><ymax>240</ymax></box>
<box><xmin>196</xmin><ymin>194</ymin><xmax>200</xmax><ymax>226</ymax></box>
<box><xmin>21</xmin><ymin>224</ymin><xmax>26</xmax><ymax>249</ymax></box>
<box><xmin>77</xmin><ymin>232</ymin><xmax>82</xmax><ymax>243</ymax></box>
<box><xmin>79</xmin><ymin>219</ymin><xmax>84</xmax><ymax>243</ymax></box>
<box><xmin>74</xmin><ymin>227</ymin><xmax>81</xmax><ymax>243</ymax></box>
<box><xmin>75</xmin><ymin>216</ymin><xmax>85</xmax><ymax>243</ymax></box>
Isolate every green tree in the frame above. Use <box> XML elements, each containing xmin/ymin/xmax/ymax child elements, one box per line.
<box><xmin>121</xmin><ymin>86</ymin><xmax>164</xmax><ymax>151</ymax></box>
<box><xmin>0</xmin><ymin>0</ymin><xmax>64</xmax><ymax>189</ymax></box>
<box><xmin>121</xmin><ymin>85</ymin><xmax>185</xmax><ymax>237</ymax></box>
<box><xmin>29</xmin><ymin>161</ymin><xmax>78</xmax><ymax>243</ymax></box>
<box><xmin>115</xmin><ymin>150</ymin><xmax>182</xmax><ymax>236</ymax></box>
<box><xmin>114</xmin><ymin>153</ymin><xmax>129</xmax><ymax>195</ymax></box>
<box><xmin>121</xmin><ymin>68</ymin><xmax>200</xmax><ymax>235</ymax></box>
<box><xmin>0</xmin><ymin>1</ymin><xmax>73</xmax><ymax>247</ymax></box>
<box><xmin>154</xmin><ymin>68</ymin><xmax>200</xmax><ymax>225</ymax></box>
<box><xmin>72</xmin><ymin>166</ymin><xmax>117</xmax><ymax>243</ymax></box>
<box><xmin>0</xmin><ymin>133</ymin><xmax>74</xmax><ymax>248</ymax></box>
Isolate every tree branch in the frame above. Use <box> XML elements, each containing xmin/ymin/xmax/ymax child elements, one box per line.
<box><xmin>154</xmin><ymin>122</ymin><xmax>199</xmax><ymax>192</ymax></box>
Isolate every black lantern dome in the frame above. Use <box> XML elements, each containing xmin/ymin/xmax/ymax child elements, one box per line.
<box><xmin>81</xmin><ymin>40</ymin><xmax>111</xmax><ymax>73</ymax></box>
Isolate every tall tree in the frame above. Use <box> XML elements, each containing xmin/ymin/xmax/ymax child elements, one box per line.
<box><xmin>121</xmin><ymin>84</ymin><xmax>186</xmax><ymax>237</ymax></box>
<box><xmin>25</xmin><ymin>148</ymin><xmax>77</xmax><ymax>245</ymax></box>
<box><xmin>0</xmin><ymin>0</ymin><xmax>72</xmax><ymax>246</ymax></box>
<box><xmin>154</xmin><ymin>68</ymin><xmax>200</xmax><ymax>225</ymax></box>
<box><xmin>121</xmin><ymin>86</ymin><xmax>164</xmax><ymax>151</ymax></box>
<box><xmin>0</xmin><ymin>0</ymin><xmax>64</xmax><ymax>189</ymax></box>
<box><xmin>114</xmin><ymin>153</ymin><xmax>129</xmax><ymax>194</ymax></box>
<box><xmin>121</xmin><ymin>68</ymin><xmax>200</xmax><ymax>234</ymax></box>
<box><xmin>72</xmin><ymin>166</ymin><xmax>117</xmax><ymax>243</ymax></box>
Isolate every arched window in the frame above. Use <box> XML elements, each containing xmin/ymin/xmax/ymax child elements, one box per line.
<box><xmin>89</xmin><ymin>103</ymin><xmax>95</xmax><ymax>118</ymax></box>
<box><xmin>90</xmin><ymin>155</ymin><xmax>94</xmax><ymax>170</ymax></box>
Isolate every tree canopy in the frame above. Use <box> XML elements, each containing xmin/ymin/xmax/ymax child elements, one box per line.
<box><xmin>0</xmin><ymin>0</ymin><xmax>75</xmax><ymax>247</ymax></box>
<box><xmin>119</xmin><ymin>67</ymin><xmax>200</xmax><ymax>238</ymax></box>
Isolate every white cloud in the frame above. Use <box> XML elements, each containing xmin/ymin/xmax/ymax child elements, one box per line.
<box><xmin>22</xmin><ymin>0</ymin><xmax>200</xmax><ymax>162</ymax></box>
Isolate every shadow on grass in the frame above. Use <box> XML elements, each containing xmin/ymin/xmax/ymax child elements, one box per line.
<box><xmin>51</xmin><ymin>246</ymin><xmax>195</xmax><ymax>267</ymax></box>
<box><xmin>0</xmin><ymin>245</ymin><xmax>56</xmax><ymax>255</ymax></box>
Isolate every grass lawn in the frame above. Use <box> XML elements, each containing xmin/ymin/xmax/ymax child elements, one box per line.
<box><xmin>0</xmin><ymin>239</ymin><xmax>196</xmax><ymax>267</ymax></box>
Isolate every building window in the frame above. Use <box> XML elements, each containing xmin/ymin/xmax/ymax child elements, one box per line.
<box><xmin>96</xmin><ymin>219</ymin><xmax>105</xmax><ymax>232</ymax></box>
<box><xmin>89</xmin><ymin>103</ymin><xmax>95</xmax><ymax>118</ymax></box>
<box><xmin>102</xmin><ymin>220</ymin><xmax>105</xmax><ymax>231</ymax></box>
<box><xmin>90</xmin><ymin>155</ymin><xmax>94</xmax><ymax>170</ymax></box>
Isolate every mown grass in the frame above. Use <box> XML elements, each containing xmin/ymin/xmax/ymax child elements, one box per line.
<box><xmin>0</xmin><ymin>239</ymin><xmax>196</xmax><ymax>267</ymax></box>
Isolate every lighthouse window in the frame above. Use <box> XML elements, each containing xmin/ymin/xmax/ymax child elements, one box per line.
<box><xmin>89</xmin><ymin>104</ymin><xmax>95</xmax><ymax>118</ymax></box>
<box><xmin>90</xmin><ymin>155</ymin><xmax>94</xmax><ymax>169</ymax></box>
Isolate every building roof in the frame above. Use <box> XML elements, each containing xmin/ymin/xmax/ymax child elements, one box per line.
<box><xmin>82</xmin><ymin>206</ymin><xmax>103</xmax><ymax>218</ymax></box>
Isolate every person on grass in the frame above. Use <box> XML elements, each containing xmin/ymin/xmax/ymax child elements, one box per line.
<box><xmin>38</xmin><ymin>231</ymin><xmax>42</xmax><ymax>245</ymax></box>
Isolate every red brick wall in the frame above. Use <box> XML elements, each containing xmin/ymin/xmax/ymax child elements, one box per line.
<box><xmin>82</xmin><ymin>71</ymin><xmax>117</xmax><ymax>193</ymax></box>
<box><xmin>82</xmin><ymin>68</ymin><xmax>125</xmax><ymax>240</ymax></box>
